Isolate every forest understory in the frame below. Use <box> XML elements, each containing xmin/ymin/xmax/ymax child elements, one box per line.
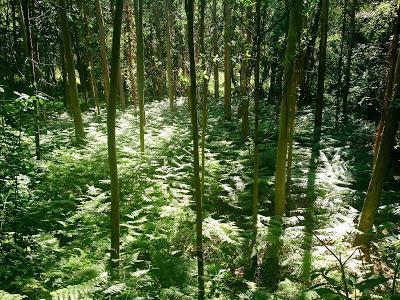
<box><xmin>1</xmin><ymin>97</ymin><xmax>399</xmax><ymax>299</ymax></box>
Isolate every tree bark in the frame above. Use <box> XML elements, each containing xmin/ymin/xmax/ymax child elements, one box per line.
<box><xmin>185</xmin><ymin>0</ymin><xmax>204</xmax><ymax>298</ymax></box>
<box><xmin>342</xmin><ymin>0</ymin><xmax>356</xmax><ymax>122</ymax></box>
<box><xmin>212</xmin><ymin>0</ymin><xmax>219</xmax><ymax>99</ymax></box>
<box><xmin>313</xmin><ymin>0</ymin><xmax>329</xmax><ymax>142</ymax></box>
<box><xmin>58</xmin><ymin>0</ymin><xmax>85</xmax><ymax>140</ymax></box>
<box><xmin>135</xmin><ymin>0</ymin><xmax>145</xmax><ymax>153</ymax></box>
<box><xmin>373</xmin><ymin>6</ymin><xmax>400</xmax><ymax>165</ymax></box>
<box><xmin>274</xmin><ymin>0</ymin><xmax>303</xmax><ymax>217</ymax></box>
<box><xmin>165</xmin><ymin>0</ymin><xmax>174</xmax><ymax>111</ymax></box>
<box><xmin>95</xmin><ymin>0</ymin><xmax>111</xmax><ymax>105</ymax></box>
<box><xmin>107</xmin><ymin>0</ymin><xmax>124</xmax><ymax>272</ymax></box>
<box><xmin>223</xmin><ymin>0</ymin><xmax>232</xmax><ymax>120</ymax></box>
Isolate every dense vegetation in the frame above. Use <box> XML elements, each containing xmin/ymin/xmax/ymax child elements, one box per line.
<box><xmin>0</xmin><ymin>0</ymin><xmax>399</xmax><ymax>299</ymax></box>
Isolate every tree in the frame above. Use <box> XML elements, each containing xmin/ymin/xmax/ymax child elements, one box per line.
<box><xmin>342</xmin><ymin>0</ymin><xmax>356</xmax><ymax>122</ymax></box>
<box><xmin>95</xmin><ymin>0</ymin><xmax>110</xmax><ymax>106</ymax></box>
<box><xmin>373</xmin><ymin>6</ymin><xmax>400</xmax><ymax>165</ymax></box>
<box><xmin>212</xmin><ymin>0</ymin><xmax>219</xmax><ymax>99</ymax></box>
<box><xmin>58</xmin><ymin>0</ymin><xmax>85</xmax><ymax>140</ymax></box>
<box><xmin>107</xmin><ymin>0</ymin><xmax>124</xmax><ymax>271</ymax></box>
<box><xmin>250</xmin><ymin>0</ymin><xmax>261</xmax><ymax>273</ymax></box>
<box><xmin>274</xmin><ymin>0</ymin><xmax>303</xmax><ymax>217</ymax></box>
<box><xmin>135</xmin><ymin>0</ymin><xmax>145</xmax><ymax>153</ymax></box>
<box><xmin>223</xmin><ymin>0</ymin><xmax>232</xmax><ymax>120</ymax></box>
<box><xmin>185</xmin><ymin>0</ymin><xmax>204</xmax><ymax>298</ymax></box>
<box><xmin>313</xmin><ymin>0</ymin><xmax>329</xmax><ymax>142</ymax></box>
<box><xmin>165</xmin><ymin>0</ymin><xmax>174</xmax><ymax>111</ymax></box>
<box><xmin>152</xmin><ymin>0</ymin><xmax>164</xmax><ymax>98</ymax></box>
<box><xmin>335</xmin><ymin>0</ymin><xmax>348</xmax><ymax>125</ymax></box>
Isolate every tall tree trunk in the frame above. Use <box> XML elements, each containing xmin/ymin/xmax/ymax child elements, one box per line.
<box><xmin>95</xmin><ymin>0</ymin><xmax>111</xmax><ymax>105</ymax></box>
<box><xmin>313</xmin><ymin>0</ymin><xmax>329</xmax><ymax>142</ymax></box>
<box><xmin>199</xmin><ymin>0</ymin><xmax>208</xmax><ymax>199</ymax></box>
<box><xmin>212</xmin><ymin>0</ymin><xmax>219</xmax><ymax>99</ymax></box>
<box><xmin>223</xmin><ymin>0</ymin><xmax>232</xmax><ymax>120</ymax></box>
<box><xmin>185</xmin><ymin>0</ymin><xmax>205</xmax><ymax>298</ymax></box>
<box><xmin>81</xmin><ymin>1</ymin><xmax>100</xmax><ymax>115</ymax></box>
<box><xmin>17</xmin><ymin>0</ymin><xmax>41</xmax><ymax>159</ymax></box>
<box><xmin>58</xmin><ymin>0</ymin><xmax>85</xmax><ymax>140</ymax></box>
<box><xmin>126</xmin><ymin>0</ymin><xmax>137</xmax><ymax>109</ymax></box>
<box><xmin>153</xmin><ymin>0</ymin><xmax>164</xmax><ymax>98</ymax></box>
<box><xmin>239</xmin><ymin>7</ymin><xmax>252</xmax><ymax>140</ymax></box>
<box><xmin>373</xmin><ymin>6</ymin><xmax>400</xmax><ymax>165</ymax></box>
<box><xmin>354</xmin><ymin>54</ymin><xmax>400</xmax><ymax>246</ymax></box>
<box><xmin>107</xmin><ymin>0</ymin><xmax>124</xmax><ymax>272</ymax></box>
<box><xmin>165</xmin><ymin>0</ymin><xmax>174</xmax><ymax>111</ymax></box>
<box><xmin>135</xmin><ymin>0</ymin><xmax>145</xmax><ymax>153</ymax></box>
<box><xmin>274</xmin><ymin>0</ymin><xmax>303</xmax><ymax>217</ymax></box>
<box><xmin>250</xmin><ymin>0</ymin><xmax>261</xmax><ymax>274</ymax></box>
<box><xmin>335</xmin><ymin>0</ymin><xmax>348</xmax><ymax>125</ymax></box>
<box><xmin>342</xmin><ymin>0</ymin><xmax>356</xmax><ymax>122</ymax></box>
<box><xmin>299</xmin><ymin>3</ymin><xmax>322</xmax><ymax>106</ymax></box>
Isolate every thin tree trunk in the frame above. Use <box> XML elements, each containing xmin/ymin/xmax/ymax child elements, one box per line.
<box><xmin>223</xmin><ymin>0</ymin><xmax>232</xmax><ymax>120</ymax></box>
<box><xmin>95</xmin><ymin>0</ymin><xmax>111</xmax><ymax>105</ymax></box>
<box><xmin>355</xmin><ymin>67</ymin><xmax>400</xmax><ymax>246</ymax></box>
<box><xmin>126</xmin><ymin>0</ymin><xmax>137</xmax><ymax>109</ymax></box>
<box><xmin>135</xmin><ymin>0</ymin><xmax>145</xmax><ymax>153</ymax></box>
<box><xmin>165</xmin><ymin>0</ymin><xmax>174</xmax><ymax>111</ymax></box>
<box><xmin>250</xmin><ymin>0</ymin><xmax>261</xmax><ymax>274</ymax></box>
<box><xmin>81</xmin><ymin>1</ymin><xmax>100</xmax><ymax>115</ymax></box>
<box><xmin>335</xmin><ymin>0</ymin><xmax>348</xmax><ymax>125</ymax></box>
<box><xmin>107</xmin><ymin>0</ymin><xmax>124</xmax><ymax>273</ymax></box>
<box><xmin>342</xmin><ymin>0</ymin><xmax>356</xmax><ymax>122</ymax></box>
<box><xmin>313</xmin><ymin>0</ymin><xmax>329</xmax><ymax>142</ymax></box>
<box><xmin>185</xmin><ymin>0</ymin><xmax>204</xmax><ymax>298</ymax></box>
<box><xmin>373</xmin><ymin>6</ymin><xmax>400</xmax><ymax>165</ymax></box>
<box><xmin>153</xmin><ymin>0</ymin><xmax>164</xmax><ymax>98</ymax></box>
<box><xmin>274</xmin><ymin>0</ymin><xmax>303</xmax><ymax>217</ymax></box>
<box><xmin>212</xmin><ymin>0</ymin><xmax>219</xmax><ymax>99</ymax></box>
<box><xmin>58</xmin><ymin>0</ymin><xmax>85</xmax><ymax>140</ymax></box>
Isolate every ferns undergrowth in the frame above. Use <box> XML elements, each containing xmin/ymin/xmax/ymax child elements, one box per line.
<box><xmin>0</xmin><ymin>98</ymin><xmax>399</xmax><ymax>299</ymax></box>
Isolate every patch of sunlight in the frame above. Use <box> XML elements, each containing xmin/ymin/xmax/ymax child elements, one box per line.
<box><xmin>203</xmin><ymin>217</ymin><xmax>241</xmax><ymax>245</ymax></box>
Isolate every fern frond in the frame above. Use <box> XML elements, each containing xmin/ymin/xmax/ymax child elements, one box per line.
<box><xmin>0</xmin><ymin>290</ymin><xmax>27</xmax><ymax>300</ymax></box>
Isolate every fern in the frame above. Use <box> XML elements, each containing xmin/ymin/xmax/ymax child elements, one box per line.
<box><xmin>0</xmin><ymin>290</ymin><xmax>27</xmax><ymax>300</ymax></box>
<box><xmin>50</xmin><ymin>277</ymin><xmax>100</xmax><ymax>300</ymax></box>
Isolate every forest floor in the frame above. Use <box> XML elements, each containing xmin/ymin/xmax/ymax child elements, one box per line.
<box><xmin>1</xmin><ymin>97</ymin><xmax>399</xmax><ymax>299</ymax></box>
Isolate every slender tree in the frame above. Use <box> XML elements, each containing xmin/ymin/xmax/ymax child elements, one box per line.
<box><xmin>58</xmin><ymin>0</ymin><xmax>85</xmax><ymax>140</ymax></box>
<box><xmin>153</xmin><ymin>0</ymin><xmax>164</xmax><ymax>98</ymax></box>
<box><xmin>342</xmin><ymin>0</ymin><xmax>356</xmax><ymax>122</ymax></box>
<box><xmin>223</xmin><ymin>0</ymin><xmax>232</xmax><ymax>120</ymax></box>
<box><xmin>135</xmin><ymin>0</ymin><xmax>145</xmax><ymax>153</ymax></box>
<box><xmin>250</xmin><ymin>0</ymin><xmax>261</xmax><ymax>273</ymax></box>
<box><xmin>185</xmin><ymin>0</ymin><xmax>204</xmax><ymax>298</ymax></box>
<box><xmin>355</xmin><ymin>51</ymin><xmax>400</xmax><ymax>246</ymax></box>
<box><xmin>95</xmin><ymin>0</ymin><xmax>111</xmax><ymax>105</ymax></box>
<box><xmin>165</xmin><ymin>0</ymin><xmax>174</xmax><ymax>111</ymax></box>
<box><xmin>107</xmin><ymin>0</ymin><xmax>124</xmax><ymax>271</ymax></box>
<box><xmin>212</xmin><ymin>0</ymin><xmax>219</xmax><ymax>99</ymax></box>
<box><xmin>313</xmin><ymin>0</ymin><xmax>329</xmax><ymax>142</ymax></box>
<box><xmin>274</xmin><ymin>0</ymin><xmax>303</xmax><ymax>217</ymax></box>
<box><xmin>373</xmin><ymin>6</ymin><xmax>400</xmax><ymax>165</ymax></box>
<box><xmin>335</xmin><ymin>0</ymin><xmax>348</xmax><ymax>125</ymax></box>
